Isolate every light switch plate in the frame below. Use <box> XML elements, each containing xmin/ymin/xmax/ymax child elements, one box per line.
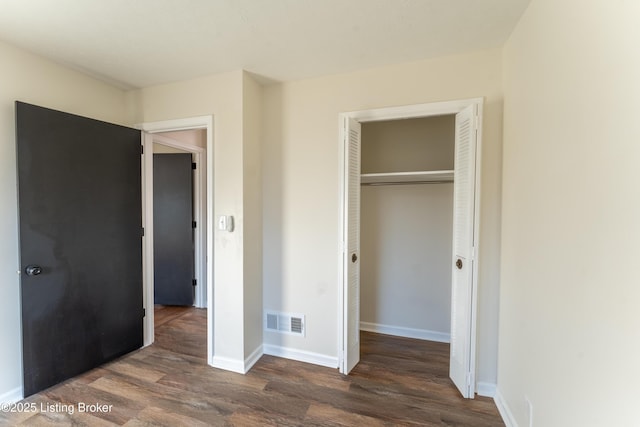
<box><xmin>218</xmin><ymin>215</ymin><xmax>234</xmax><ymax>232</ymax></box>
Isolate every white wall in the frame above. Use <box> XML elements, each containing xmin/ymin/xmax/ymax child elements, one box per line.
<box><xmin>0</xmin><ymin>40</ymin><xmax>128</xmax><ymax>401</ymax></box>
<box><xmin>360</xmin><ymin>116</ymin><xmax>454</xmax><ymax>337</ymax></box>
<box><xmin>499</xmin><ymin>0</ymin><xmax>640</xmax><ymax>425</ymax></box>
<box><xmin>262</xmin><ymin>48</ymin><xmax>503</xmax><ymax>385</ymax></box>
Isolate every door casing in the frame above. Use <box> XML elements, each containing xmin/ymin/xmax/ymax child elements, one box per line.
<box><xmin>338</xmin><ymin>98</ymin><xmax>483</xmax><ymax>395</ymax></box>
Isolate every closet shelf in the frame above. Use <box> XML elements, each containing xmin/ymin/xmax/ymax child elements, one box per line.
<box><xmin>361</xmin><ymin>170</ymin><xmax>454</xmax><ymax>185</ymax></box>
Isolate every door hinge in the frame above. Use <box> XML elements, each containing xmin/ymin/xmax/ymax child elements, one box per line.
<box><xmin>192</xmin><ymin>221</ymin><xmax>197</xmax><ymax>229</ymax></box>
<box><xmin>143</xmin><ymin>308</ymin><xmax>146</xmax><ymax>318</ymax></box>
<box><xmin>192</xmin><ymin>162</ymin><xmax>197</xmax><ymax>170</ymax></box>
<box><xmin>192</xmin><ymin>279</ymin><xmax>197</xmax><ymax>287</ymax></box>
<box><xmin>141</xmin><ymin>227</ymin><xmax>145</xmax><ymax>237</ymax></box>
<box><xmin>141</xmin><ymin>144</ymin><xmax>144</xmax><ymax>155</ymax></box>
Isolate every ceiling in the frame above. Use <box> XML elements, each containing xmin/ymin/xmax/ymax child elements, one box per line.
<box><xmin>0</xmin><ymin>0</ymin><xmax>531</xmax><ymax>89</ymax></box>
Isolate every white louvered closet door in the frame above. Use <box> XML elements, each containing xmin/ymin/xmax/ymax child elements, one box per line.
<box><xmin>343</xmin><ymin>117</ymin><xmax>361</xmax><ymax>374</ymax></box>
<box><xmin>449</xmin><ymin>104</ymin><xmax>478</xmax><ymax>398</ymax></box>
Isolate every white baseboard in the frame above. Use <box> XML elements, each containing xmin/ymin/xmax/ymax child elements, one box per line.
<box><xmin>476</xmin><ymin>381</ymin><xmax>497</xmax><ymax>398</ymax></box>
<box><xmin>210</xmin><ymin>346</ymin><xmax>264</xmax><ymax>374</ymax></box>
<box><xmin>0</xmin><ymin>386</ymin><xmax>23</xmax><ymax>404</ymax></box>
<box><xmin>244</xmin><ymin>345</ymin><xmax>263</xmax><ymax>373</ymax></box>
<box><xmin>210</xmin><ymin>355</ymin><xmax>246</xmax><ymax>374</ymax></box>
<box><xmin>494</xmin><ymin>388</ymin><xmax>518</xmax><ymax>427</ymax></box>
<box><xmin>360</xmin><ymin>321</ymin><xmax>450</xmax><ymax>343</ymax></box>
<box><xmin>263</xmin><ymin>344</ymin><xmax>339</xmax><ymax>369</ymax></box>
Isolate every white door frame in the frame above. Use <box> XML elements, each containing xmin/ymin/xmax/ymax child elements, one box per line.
<box><xmin>137</xmin><ymin>116</ymin><xmax>214</xmax><ymax>365</ymax></box>
<box><xmin>338</xmin><ymin>98</ymin><xmax>483</xmax><ymax>388</ymax></box>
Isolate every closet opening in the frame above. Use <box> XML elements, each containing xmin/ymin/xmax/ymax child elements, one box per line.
<box><xmin>339</xmin><ymin>98</ymin><xmax>482</xmax><ymax>398</ymax></box>
<box><xmin>360</xmin><ymin>115</ymin><xmax>455</xmax><ymax>345</ymax></box>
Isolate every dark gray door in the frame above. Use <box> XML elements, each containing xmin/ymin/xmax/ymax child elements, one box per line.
<box><xmin>153</xmin><ymin>153</ymin><xmax>195</xmax><ymax>306</ymax></box>
<box><xmin>16</xmin><ymin>102</ymin><xmax>143</xmax><ymax>397</ymax></box>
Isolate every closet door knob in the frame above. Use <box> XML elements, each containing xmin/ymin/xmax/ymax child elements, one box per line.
<box><xmin>352</xmin><ymin>253</ymin><xmax>358</xmax><ymax>263</ymax></box>
<box><xmin>456</xmin><ymin>259</ymin><xmax>463</xmax><ymax>269</ymax></box>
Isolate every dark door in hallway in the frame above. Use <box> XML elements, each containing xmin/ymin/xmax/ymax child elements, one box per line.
<box><xmin>16</xmin><ymin>102</ymin><xmax>143</xmax><ymax>397</ymax></box>
<box><xmin>153</xmin><ymin>153</ymin><xmax>194</xmax><ymax>306</ymax></box>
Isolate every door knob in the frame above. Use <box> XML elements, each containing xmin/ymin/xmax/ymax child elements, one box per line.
<box><xmin>352</xmin><ymin>253</ymin><xmax>358</xmax><ymax>263</ymax></box>
<box><xmin>25</xmin><ymin>265</ymin><xmax>42</xmax><ymax>276</ymax></box>
<box><xmin>455</xmin><ymin>259</ymin><xmax>463</xmax><ymax>270</ymax></box>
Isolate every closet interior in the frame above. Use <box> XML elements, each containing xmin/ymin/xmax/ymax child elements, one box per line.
<box><xmin>360</xmin><ymin>114</ymin><xmax>456</xmax><ymax>342</ymax></box>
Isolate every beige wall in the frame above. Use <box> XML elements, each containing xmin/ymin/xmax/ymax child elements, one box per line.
<box><xmin>361</xmin><ymin>115</ymin><xmax>455</xmax><ymax>173</ymax></box>
<box><xmin>242</xmin><ymin>72</ymin><xmax>264</xmax><ymax>357</ymax></box>
<box><xmin>0</xmin><ymin>40</ymin><xmax>129</xmax><ymax>400</ymax></box>
<box><xmin>262</xmin><ymin>48</ymin><xmax>503</xmax><ymax>386</ymax></box>
<box><xmin>159</xmin><ymin>129</ymin><xmax>207</xmax><ymax>149</ymax></box>
<box><xmin>361</xmin><ymin>184</ymin><xmax>453</xmax><ymax>334</ymax></box>
<box><xmin>153</xmin><ymin>143</ymin><xmax>191</xmax><ymax>154</ymax></box>
<box><xmin>500</xmin><ymin>0</ymin><xmax>640</xmax><ymax>425</ymax></box>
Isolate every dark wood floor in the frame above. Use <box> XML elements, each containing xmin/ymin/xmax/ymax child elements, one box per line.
<box><xmin>1</xmin><ymin>307</ymin><xmax>504</xmax><ymax>426</ymax></box>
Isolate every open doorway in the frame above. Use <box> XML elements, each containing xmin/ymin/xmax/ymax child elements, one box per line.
<box><xmin>150</xmin><ymin>130</ymin><xmax>208</xmax><ymax>353</ymax></box>
<box><xmin>139</xmin><ymin>116</ymin><xmax>214</xmax><ymax>366</ymax></box>
<box><xmin>152</xmin><ymin>131</ymin><xmax>205</xmax><ymax>307</ymax></box>
<box><xmin>339</xmin><ymin>99</ymin><xmax>482</xmax><ymax>398</ymax></box>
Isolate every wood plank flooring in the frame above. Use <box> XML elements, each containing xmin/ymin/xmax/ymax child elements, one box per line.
<box><xmin>1</xmin><ymin>307</ymin><xmax>504</xmax><ymax>426</ymax></box>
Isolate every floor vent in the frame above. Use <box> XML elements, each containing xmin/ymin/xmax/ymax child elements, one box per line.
<box><xmin>265</xmin><ymin>311</ymin><xmax>305</xmax><ymax>336</ymax></box>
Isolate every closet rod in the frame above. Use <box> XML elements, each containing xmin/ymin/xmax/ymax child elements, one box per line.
<box><xmin>361</xmin><ymin>180</ymin><xmax>453</xmax><ymax>186</ymax></box>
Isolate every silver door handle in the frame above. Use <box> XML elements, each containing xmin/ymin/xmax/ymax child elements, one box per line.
<box><xmin>25</xmin><ymin>265</ymin><xmax>43</xmax><ymax>276</ymax></box>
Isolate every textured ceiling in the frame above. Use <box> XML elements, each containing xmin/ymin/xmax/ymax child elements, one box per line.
<box><xmin>0</xmin><ymin>0</ymin><xmax>530</xmax><ymax>89</ymax></box>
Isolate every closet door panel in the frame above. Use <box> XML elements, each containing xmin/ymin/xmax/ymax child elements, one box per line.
<box><xmin>449</xmin><ymin>104</ymin><xmax>478</xmax><ymax>398</ymax></box>
<box><xmin>343</xmin><ymin>117</ymin><xmax>361</xmax><ymax>374</ymax></box>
